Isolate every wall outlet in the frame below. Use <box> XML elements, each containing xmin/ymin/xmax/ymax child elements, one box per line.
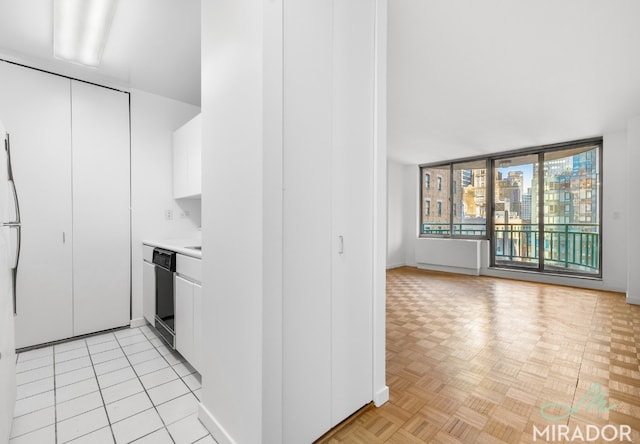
<box><xmin>165</xmin><ymin>209</ymin><xmax>173</xmax><ymax>220</ymax></box>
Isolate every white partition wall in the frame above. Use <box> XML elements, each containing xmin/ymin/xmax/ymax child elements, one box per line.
<box><xmin>200</xmin><ymin>1</ymin><xmax>387</xmax><ymax>443</ymax></box>
<box><xmin>627</xmin><ymin>117</ymin><xmax>640</xmax><ymax>305</ymax></box>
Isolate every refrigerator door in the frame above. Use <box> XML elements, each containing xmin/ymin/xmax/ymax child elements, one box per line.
<box><xmin>0</xmin><ymin>123</ymin><xmax>7</xmax><ymax>218</ymax></box>
<box><xmin>0</xmin><ymin>124</ymin><xmax>17</xmax><ymax>443</ymax></box>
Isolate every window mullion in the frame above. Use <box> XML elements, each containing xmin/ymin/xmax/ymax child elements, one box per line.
<box><xmin>537</xmin><ymin>152</ymin><xmax>544</xmax><ymax>271</ymax></box>
<box><xmin>449</xmin><ymin>163</ymin><xmax>454</xmax><ymax>237</ymax></box>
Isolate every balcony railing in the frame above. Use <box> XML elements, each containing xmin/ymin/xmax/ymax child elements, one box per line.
<box><xmin>421</xmin><ymin>222</ymin><xmax>600</xmax><ymax>272</ymax></box>
<box><xmin>421</xmin><ymin>222</ymin><xmax>487</xmax><ymax>236</ymax></box>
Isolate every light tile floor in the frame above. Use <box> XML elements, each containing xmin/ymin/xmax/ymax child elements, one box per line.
<box><xmin>11</xmin><ymin>325</ymin><xmax>217</xmax><ymax>444</ymax></box>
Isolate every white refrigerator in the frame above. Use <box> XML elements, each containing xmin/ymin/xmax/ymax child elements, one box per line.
<box><xmin>0</xmin><ymin>121</ymin><xmax>17</xmax><ymax>441</ymax></box>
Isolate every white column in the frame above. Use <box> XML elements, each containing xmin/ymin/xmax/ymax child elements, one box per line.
<box><xmin>373</xmin><ymin>0</ymin><xmax>390</xmax><ymax>407</ymax></box>
<box><xmin>199</xmin><ymin>1</ymin><xmax>269</xmax><ymax>443</ymax></box>
<box><xmin>627</xmin><ymin>116</ymin><xmax>640</xmax><ymax>304</ymax></box>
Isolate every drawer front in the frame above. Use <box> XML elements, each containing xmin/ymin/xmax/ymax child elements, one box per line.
<box><xmin>176</xmin><ymin>254</ymin><xmax>202</xmax><ymax>283</ymax></box>
<box><xmin>143</xmin><ymin>244</ymin><xmax>154</xmax><ymax>263</ymax></box>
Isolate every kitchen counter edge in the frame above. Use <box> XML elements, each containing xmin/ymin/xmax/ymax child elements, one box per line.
<box><xmin>142</xmin><ymin>239</ymin><xmax>202</xmax><ymax>259</ymax></box>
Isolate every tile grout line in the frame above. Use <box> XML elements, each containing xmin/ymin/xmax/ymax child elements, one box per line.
<box><xmin>142</xmin><ymin>327</ymin><xmax>202</xmax><ymax>405</ymax></box>
<box><xmin>83</xmin><ymin>336</ymin><xmax>118</xmax><ymax>444</ymax></box>
<box><xmin>8</xmin><ymin>350</ymin><xmax>55</xmax><ymax>441</ymax></box>
<box><xmin>12</xmin><ymin>327</ymin><xmax>206</xmax><ymax>444</ymax></box>
<box><xmin>53</xmin><ymin>344</ymin><xmax>59</xmax><ymax>444</ymax></box>
<box><xmin>113</xmin><ymin>328</ymin><xmax>177</xmax><ymax>444</ymax></box>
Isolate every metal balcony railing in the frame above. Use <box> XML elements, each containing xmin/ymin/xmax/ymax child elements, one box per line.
<box><xmin>421</xmin><ymin>222</ymin><xmax>600</xmax><ymax>272</ymax></box>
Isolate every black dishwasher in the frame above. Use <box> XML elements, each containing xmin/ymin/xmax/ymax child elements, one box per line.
<box><xmin>153</xmin><ymin>248</ymin><xmax>176</xmax><ymax>348</ymax></box>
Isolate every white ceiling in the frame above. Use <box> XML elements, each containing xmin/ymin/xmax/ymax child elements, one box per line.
<box><xmin>1</xmin><ymin>1</ymin><xmax>638</xmax><ymax>164</ymax></box>
<box><xmin>0</xmin><ymin>0</ymin><xmax>201</xmax><ymax>106</ymax></box>
<box><xmin>388</xmin><ymin>0</ymin><xmax>640</xmax><ymax>164</ymax></box>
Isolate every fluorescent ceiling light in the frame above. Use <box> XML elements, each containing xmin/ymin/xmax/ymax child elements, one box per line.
<box><xmin>54</xmin><ymin>0</ymin><xmax>118</xmax><ymax>67</ymax></box>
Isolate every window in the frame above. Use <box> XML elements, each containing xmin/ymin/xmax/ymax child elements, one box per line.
<box><xmin>420</xmin><ymin>161</ymin><xmax>487</xmax><ymax>237</ymax></box>
<box><xmin>419</xmin><ymin>139</ymin><xmax>602</xmax><ymax>278</ymax></box>
<box><xmin>492</xmin><ymin>141</ymin><xmax>601</xmax><ymax>276</ymax></box>
<box><xmin>453</xmin><ymin>160</ymin><xmax>487</xmax><ymax>236</ymax></box>
<box><xmin>420</xmin><ymin>166</ymin><xmax>450</xmax><ymax>235</ymax></box>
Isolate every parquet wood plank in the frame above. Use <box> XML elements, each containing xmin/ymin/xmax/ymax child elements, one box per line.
<box><xmin>315</xmin><ymin>267</ymin><xmax>640</xmax><ymax>443</ymax></box>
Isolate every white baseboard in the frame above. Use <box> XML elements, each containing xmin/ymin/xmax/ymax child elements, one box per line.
<box><xmin>386</xmin><ymin>262</ymin><xmax>406</xmax><ymax>270</ymax></box>
<box><xmin>417</xmin><ymin>263</ymin><xmax>479</xmax><ymax>276</ymax></box>
<box><xmin>626</xmin><ymin>293</ymin><xmax>640</xmax><ymax>305</ymax></box>
<box><xmin>373</xmin><ymin>385</ymin><xmax>389</xmax><ymax>407</ymax></box>
<box><xmin>198</xmin><ymin>402</ymin><xmax>236</xmax><ymax>444</ymax></box>
<box><xmin>129</xmin><ymin>317</ymin><xmax>147</xmax><ymax>328</ymax></box>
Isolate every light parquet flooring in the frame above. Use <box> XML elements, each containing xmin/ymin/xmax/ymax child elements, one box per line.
<box><xmin>317</xmin><ymin>267</ymin><xmax>640</xmax><ymax>443</ymax></box>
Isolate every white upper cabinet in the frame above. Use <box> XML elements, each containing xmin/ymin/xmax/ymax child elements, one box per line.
<box><xmin>173</xmin><ymin>114</ymin><xmax>202</xmax><ymax>199</ymax></box>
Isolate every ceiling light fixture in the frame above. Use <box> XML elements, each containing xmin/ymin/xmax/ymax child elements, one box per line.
<box><xmin>53</xmin><ymin>0</ymin><xmax>118</xmax><ymax>67</ymax></box>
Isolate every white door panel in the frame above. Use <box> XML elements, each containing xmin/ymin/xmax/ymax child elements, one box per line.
<box><xmin>282</xmin><ymin>0</ymin><xmax>334</xmax><ymax>442</ymax></box>
<box><xmin>71</xmin><ymin>81</ymin><xmax>130</xmax><ymax>335</ymax></box>
<box><xmin>0</xmin><ymin>61</ymin><xmax>74</xmax><ymax>348</ymax></box>
<box><xmin>330</xmin><ymin>0</ymin><xmax>375</xmax><ymax>424</ymax></box>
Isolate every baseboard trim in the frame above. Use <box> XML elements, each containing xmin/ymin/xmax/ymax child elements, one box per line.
<box><xmin>626</xmin><ymin>293</ymin><xmax>640</xmax><ymax>306</ymax></box>
<box><xmin>129</xmin><ymin>317</ymin><xmax>147</xmax><ymax>328</ymax></box>
<box><xmin>417</xmin><ymin>263</ymin><xmax>479</xmax><ymax>276</ymax></box>
<box><xmin>373</xmin><ymin>385</ymin><xmax>389</xmax><ymax>407</ymax></box>
<box><xmin>386</xmin><ymin>263</ymin><xmax>406</xmax><ymax>270</ymax></box>
<box><xmin>198</xmin><ymin>402</ymin><xmax>236</xmax><ymax>444</ymax></box>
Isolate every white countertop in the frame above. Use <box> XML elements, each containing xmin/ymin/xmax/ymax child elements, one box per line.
<box><xmin>143</xmin><ymin>238</ymin><xmax>202</xmax><ymax>259</ymax></box>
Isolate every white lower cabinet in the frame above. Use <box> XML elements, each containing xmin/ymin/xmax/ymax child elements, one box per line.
<box><xmin>175</xmin><ymin>260</ymin><xmax>202</xmax><ymax>372</ymax></box>
<box><xmin>142</xmin><ymin>260</ymin><xmax>156</xmax><ymax>326</ymax></box>
<box><xmin>192</xmin><ymin>283</ymin><xmax>202</xmax><ymax>372</ymax></box>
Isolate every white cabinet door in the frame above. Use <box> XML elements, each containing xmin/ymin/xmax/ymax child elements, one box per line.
<box><xmin>192</xmin><ymin>282</ymin><xmax>202</xmax><ymax>372</ymax></box>
<box><xmin>143</xmin><ymin>261</ymin><xmax>155</xmax><ymax>326</ymax></box>
<box><xmin>175</xmin><ymin>275</ymin><xmax>195</xmax><ymax>365</ymax></box>
<box><xmin>330</xmin><ymin>0</ymin><xmax>374</xmax><ymax>424</ymax></box>
<box><xmin>282</xmin><ymin>1</ymin><xmax>376</xmax><ymax>441</ymax></box>
<box><xmin>0</xmin><ymin>61</ymin><xmax>74</xmax><ymax>348</ymax></box>
<box><xmin>173</xmin><ymin>114</ymin><xmax>202</xmax><ymax>199</ymax></box>
<box><xmin>71</xmin><ymin>81</ymin><xmax>130</xmax><ymax>336</ymax></box>
<box><xmin>283</xmin><ymin>0</ymin><xmax>333</xmax><ymax>442</ymax></box>
<box><xmin>173</xmin><ymin>129</ymin><xmax>189</xmax><ymax>198</ymax></box>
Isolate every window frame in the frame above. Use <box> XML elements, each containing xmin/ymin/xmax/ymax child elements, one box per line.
<box><xmin>418</xmin><ymin>137</ymin><xmax>603</xmax><ymax>279</ymax></box>
<box><xmin>419</xmin><ymin>159</ymin><xmax>489</xmax><ymax>239</ymax></box>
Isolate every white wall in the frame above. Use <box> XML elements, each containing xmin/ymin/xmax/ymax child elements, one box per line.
<box><xmin>200</xmin><ymin>1</ymin><xmax>386</xmax><ymax>443</ymax></box>
<box><xmin>387</xmin><ymin>160</ymin><xmax>405</xmax><ymax>268</ymax></box>
<box><xmin>130</xmin><ymin>90</ymin><xmax>200</xmax><ymax>323</ymax></box>
<box><xmin>627</xmin><ymin>117</ymin><xmax>640</xmax><ymax>304</ymax></box>
<box><xmin>200</xmin><ymin>1</ymin><xmax>267</xmax><ymax>443</ymax></box>
<box><xmin>397</xmin><ymin>131</ymin><xmax>630</xmax><ymax>293</ymax></box>
<box><xmin>403</xmin><ymin>164</ymin><xmax>418</xmax><ymax>266</ymax></box>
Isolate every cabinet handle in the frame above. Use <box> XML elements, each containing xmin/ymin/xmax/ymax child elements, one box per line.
<box><xmin>338</xmin><ymin>235</ymin><xmax>344</xmax><ymax>255</ymax></box>
<box><xmin>63</xmin><ymin>232</ymin><xmax>66</xmax><ymax>243</ymax></box>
